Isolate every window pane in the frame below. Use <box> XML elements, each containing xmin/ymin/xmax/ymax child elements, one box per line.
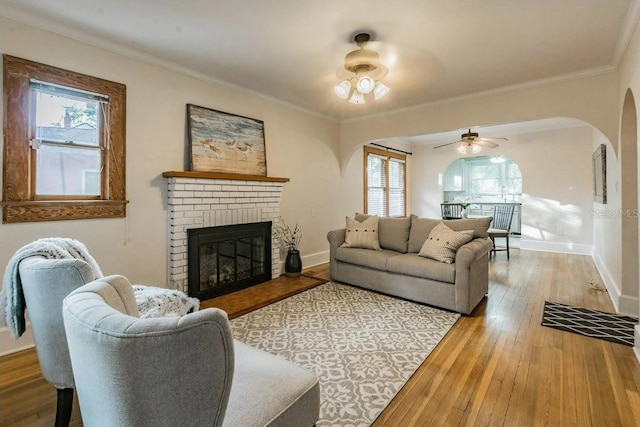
<box><xmin>367</xmin><ymin>155</ymin><xmax>385</xmax><ymax>186</ymax></box>
<box><xmin>35</xmin><ymin>90</ymin><xmax>99</xmax><ymax>147</ymax></box>
<box><xmin>469</xmin><ymin>164</ymin><xmax>501</xmax><ymax>193</ymax></box>
<box><xmin>507</xmin><ymin>162</ymin><xmax>523</xmax><ymax>193</ymax></box>
<box><xmin>367</xmin><ymin>188</ymin><xmax>386</xmax><ymax>216</ymax></box>
<box><xmin>388</xmin><ymin>159</ymin><xmax>405</xmax><ymax>217</ymax></box>
<box><xmin>36</xmin><ymin>145</ymin><xmax>101</xmax><ymax>195</ymax></box>
<box><xmin>367</xmin><ymin>155</ymin><xmax>386</xmax><ymax>216</ymax></box>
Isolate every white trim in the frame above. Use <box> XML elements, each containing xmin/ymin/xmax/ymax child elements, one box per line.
<box><xmin>342</xmin><ymin>66</ymin><xmax>616</xmax><ymax>124</ymax></box>
<box><xmin>0</xmin><ymin>325</ymin><xmax>35</xmax><ymax>357</ymax></box>
<box><xmin>301</xmin><ymin>250</ymin><xmax>330</xmax><ymax>271</ymax></box>
<box><xmin>0</xmin><ymin>7</ymin><xmax>334</xmax><ymax>122</ymax></box>
<box><xmin>634</xmin><ymin>325</ymin><xmax>640</xmax><ymax>364</ymax></box>
<box><xmin>612</xmin><ymin>0</ymin><xmax>640</xmax><ymax>67</ymax></box>
<box><xmin>2</xmin><ymin>4</ymin><xmax>635</xmax><ymax>125</ymax></box>
<box><xmin>519</xmin><ymin>239</ymin><xmax>592</xmax><ymax>255</ymax></box>
<box><xmin>618</xmin><ymin>294</ymin><xmax>640</xmax><ymax>317</ymax></box>
<box><xmin>591</xmin><ymin>251</ymin><xmax>640</xmax><ymax>317</ymax></box>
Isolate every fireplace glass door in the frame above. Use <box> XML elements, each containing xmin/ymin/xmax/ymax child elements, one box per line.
<box><xmin>188</xmin><ymin>222</ymin><xmax>271</xmax><ymax>300</ymax></box>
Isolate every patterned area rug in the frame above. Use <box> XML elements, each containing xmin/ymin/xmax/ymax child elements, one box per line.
<box><xmin>229</xmin><ymin>282</ymin><xmax>460</xmax><ymax>427</ymax></box>
<box><xmin>542</xmin><ymin>301</ymin><xmax>638</xmax><ymax>346</ymax></box>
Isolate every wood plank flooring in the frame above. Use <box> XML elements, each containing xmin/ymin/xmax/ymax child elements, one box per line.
<box><xmin>1</xmin><ymin>250</ymin><xmax>638</xmax><ymax>426</ymax></box>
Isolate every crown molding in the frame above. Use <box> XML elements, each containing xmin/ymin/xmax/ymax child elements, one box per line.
<box><xmin>612</xmin><ymin>0</ymin><xmax>640</xmax><ymax>67</ymax></box>
<box><xmin>342</xmin><ymin>65</ymin><xmax>617</xmax><ymax>124</ymax></box>
<box><xmin>2</xmin><ymin>2</ymin><xmax>635</xmax><ymax>126</ymax></box>
<box><xmin>0</xmin><ymin>7</ymin><xmax>335</xmax><ymax>122</ymax></box>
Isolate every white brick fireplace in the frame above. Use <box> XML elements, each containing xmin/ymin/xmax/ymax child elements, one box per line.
<box><xmin>163</xmin><ymin>171</ymin><xmax>289</xmax><ymax>294</ymax></box>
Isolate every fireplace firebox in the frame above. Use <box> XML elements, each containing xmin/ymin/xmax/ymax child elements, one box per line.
<box><xmin>187</xmin><ymin>221</ymin><xmax>272</xmax><ymax>300</ymax></box>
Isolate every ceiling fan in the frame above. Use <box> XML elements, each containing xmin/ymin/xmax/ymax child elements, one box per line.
<box><xmin>433</xmin><ymin>129</ymin><xmax>508</xmax><ymax>154</ymax></box>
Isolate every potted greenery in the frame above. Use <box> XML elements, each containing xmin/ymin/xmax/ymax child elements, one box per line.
<box><xmin>273</xmin><ymin>217</ymin><xmax>302</xmax><ymax>277</ymax></box>
<box><xmin>460</xmin><ymin>202</ymin><xmax>470</xmax><ymax>218</ymax></box>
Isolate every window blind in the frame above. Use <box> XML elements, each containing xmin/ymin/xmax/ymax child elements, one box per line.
<box><xmin>367</xmin><ymin>154</ymin><xmax>386</xmax><ymax>216</ymax></box>
<box><xmin>365</xmin><ymin>149</ymin><xmax>406</xmax><ymax>217</ymax></box>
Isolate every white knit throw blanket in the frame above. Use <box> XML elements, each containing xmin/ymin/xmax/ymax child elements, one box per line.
<box><xmin>1</xmin><ymin>238</ymin><xmax>200</xmax><ymax>339</ymax></box>
<box><xmin>0</xmin><ymin>238</ymin><xmax>104</xmax><ymax>339</ymax></box>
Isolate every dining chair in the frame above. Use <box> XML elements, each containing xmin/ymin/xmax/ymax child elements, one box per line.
<box><xmin>441</xmin><ymin>203</ymin><xmax>463</xmax><ymax>220</ymax></box>
<box><xmin>488</xmin><ymin>204</ymin><xmax>516</xmax><ymax>259</ymax></box>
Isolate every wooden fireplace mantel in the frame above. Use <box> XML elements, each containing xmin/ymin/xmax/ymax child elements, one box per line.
<box><xmin>163</xmin><ymin>171</ymin><xmax>290</xmax><ymax>183</ymax></box>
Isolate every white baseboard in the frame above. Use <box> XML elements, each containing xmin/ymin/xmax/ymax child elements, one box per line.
<box><xmin>520</xmin><ymin>239</ymin><xmax>592</xmax><ymax>255</ymax></box>
<box><xmin>302</xmin><ymin>250</ymin><xmax>329</xmax><ymax>270</ymax></box>
<box><xmin>592</xmin><ymin>252</ymin><xmax>640</xmax><ymax>317</ymax></box>
<box><xmin>619</xmin><ymin>295</ymin><xmax>640</xmax><ymax>317</ymax></box>
<box><xmin>0</xmin><ymin>325</ymin><xmax>35</xmax><ymax>357</ymax></box>
<box><xmin>634</xmin><ymin>325</ymin><xmax>640</xmax><ymax>364</ymax></box>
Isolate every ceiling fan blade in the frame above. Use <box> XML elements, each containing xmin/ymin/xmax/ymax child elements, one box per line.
<box><xmin>477</xmin><ymin>137</ymin><xmax>508</xmax><ymax>142</ymax></box>
<box><xmin>433</xmin><ymin>140</ymin><xmax>463</xmax><ymax>149</ymax></box>
<box><xmin>475</xmin><ymin>140</ymin><xmax>500</xmax><ymax>148</ymax></box>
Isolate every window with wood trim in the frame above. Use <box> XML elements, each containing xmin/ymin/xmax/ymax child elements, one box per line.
<box><xmin>2</xmin><ymin>55</ymin><xmax>127</xmax><ymax>223</ymax></box>
<box><xmin>364</xmin><ymin>146</ymin><xmax>406</xmax><ymax>217</ymax></box>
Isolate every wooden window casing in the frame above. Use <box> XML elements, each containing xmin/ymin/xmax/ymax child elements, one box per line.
<box><xmin>363</xmin><ymin>146</ymin><xmax>407</xmax><ymax>217</ymax></box>
<box><xmin>2</xmin><ymin>55</ymin><xmax>127</xmax><ymax>223</ymax></box>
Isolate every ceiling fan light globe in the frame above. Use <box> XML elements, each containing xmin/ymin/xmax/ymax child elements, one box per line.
<box><xmin>457</xmin><ymin>145</ymin><xmax>467</xmax><ymax>155</ymax></box>
<box><xmin>356</xmin><ymin>75</ymin><xmax>375</xmax><ymax>94</ymax></box>
<box><xmin>349</xmin><ymin>90</ymin><xmax>365</xmax><ymax>104</ymax></box>
<box><xmin>471</xmin><ymin>144</ymin><xmax>482</xmax><ymax>154</ymax></box>
<box><xmin>373</xmin><ymin>81</ymin><xmax>390</xmax><ymax>100</ymax></box>
<box><xmin>334</xmin><ymin>80</ymin><xmax>351</xmax><ymax>99</ymax></box>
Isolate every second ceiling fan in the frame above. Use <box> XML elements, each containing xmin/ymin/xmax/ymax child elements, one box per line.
<box><xmin>433</xmin><ymin>129</ymin><xmax>508</xmax><ymax>154</ymax></box>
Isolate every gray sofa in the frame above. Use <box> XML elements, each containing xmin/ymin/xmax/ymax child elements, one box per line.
<box><xmin>327</xmin><ymin>214</ymin><xmax>493</xmax><ymax>315</ymax></box>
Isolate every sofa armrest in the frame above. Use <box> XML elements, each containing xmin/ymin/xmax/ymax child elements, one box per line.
<box><xmin>327</xmin><ymin>229</ymin><xmax>346</xmax><ymax>281</ymax></box>
<box><xmin>455</xmin><ymin>238</ymin><xmax>493</xmax><ymax>267</ymax></box>
<box><xmin>454</xmin><ymin>237</ymin><xmax>493</xmax><ymax>314</ymax></box>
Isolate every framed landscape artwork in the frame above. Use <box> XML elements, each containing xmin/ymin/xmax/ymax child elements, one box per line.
<box><xmin>187</xmin><ymin>104</ymin><xmax>267</xmax><ymax>175</ymax></box>
<box><xmin>592</xmin><ymin>144</ymin><xmax>606</xmax><ymax>204</ymax></box>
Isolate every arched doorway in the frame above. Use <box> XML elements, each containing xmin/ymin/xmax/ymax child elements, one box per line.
<box><xmin>442</xmin><ymin>155</ymin><xmax>522</xmax><ymax>203</ymax></box>
<box><xmin>442</xmin><ymin>155</ymin><xmax>522</xmax><ymax>234</ymax></box>
<box><xmin>620</xmin><ymin>89</ymin><xmax>638</xmax><ymax>314</ymax></box>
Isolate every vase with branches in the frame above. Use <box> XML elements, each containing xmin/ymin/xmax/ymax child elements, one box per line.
<box><xmin>273</xmin><ymin>217</ymin><xmax>303</xmax><ymax>277</ymax></box>
<box><xmin>273</xmin><ymin>217</ymin><xmax>302</xmax><ymax>251</ymax></box>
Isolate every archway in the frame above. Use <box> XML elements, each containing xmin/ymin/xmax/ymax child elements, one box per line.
<box><xmin>620</xmin><ymin>89</ymin><xmax>638</xmax><ymax>314</ymax></box>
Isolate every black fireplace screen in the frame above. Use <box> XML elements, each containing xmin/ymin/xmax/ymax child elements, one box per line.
<box><xmin>187</xmin><ymin>221</ymin><xmax>272</xmax><ymax>300</ymax></box>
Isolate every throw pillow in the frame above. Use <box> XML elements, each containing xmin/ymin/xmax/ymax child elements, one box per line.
<box><xmin>355</xmin><ymin>213</ymin><xmax>411</xmax><ymax>253</ymax></box>
<box><xmin>341</xmin><ymin>215</ymin><xmax>381</xmax><ymax>250</ymax></box>
<box><xmin>418</xmin><ymin>222</ymin><xmax>474</xmax><ymax>263</ymax></box>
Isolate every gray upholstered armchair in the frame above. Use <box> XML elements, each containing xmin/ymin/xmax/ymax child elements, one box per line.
<box><xmin>19</xmin><ymin>256</ymin><xmax>98</xmax><ymax>426</ymax></box>
<box><xmin>62</xmin><ymin>275</ymin><xmax>320</xmax><ymax>427</ymax></box>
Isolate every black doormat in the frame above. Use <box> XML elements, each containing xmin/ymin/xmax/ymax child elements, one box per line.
<box><xmin>542</xmin><ymin>301</ymin><xmax>638</xmax><ymax>346</ymax></box>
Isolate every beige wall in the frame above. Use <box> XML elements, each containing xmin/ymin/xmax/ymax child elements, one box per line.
<box><xmin>613</xmin><ymin>6</ymin><xmax>640</xmax><ymax>357</ymax></box>
<box><xmin>0</xmin><ymin>17</ymin><xmax>341</xmax><ymax>353</ymax></box>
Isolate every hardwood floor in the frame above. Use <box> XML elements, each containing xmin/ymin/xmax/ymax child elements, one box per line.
<box><xmin>1</xmin><ymin>251</ymin><xmax>638</xmax><ymax>426</ymax></box>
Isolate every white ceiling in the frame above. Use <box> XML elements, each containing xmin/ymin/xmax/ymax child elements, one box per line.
<box><xmin>1</xmin><ymin>0</ymin><xmax>637</xmax><ymax>125</ymax></box>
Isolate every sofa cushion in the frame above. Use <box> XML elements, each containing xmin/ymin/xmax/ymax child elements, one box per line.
<box><xmin>408</xmin><ymin>215</ymin><xmax>492</xmax><ymax>253</ymax></box>
<box><xmin>341</xmin><ymin>216</ymin><xmax>381</xmax><ymax>250</ymax></box>
<box><xmin>335</xmin><ymin>247</ymin><xmax>398</xmax><ymax>271</ymax></box>
<box><xmin>418</xmin><ymin>222</ymin><xmax>474</xmax><ymax>263</ymax></box>
<box><xmin>355</xmin><ymin>213</ymin><xmax>411</xmax><ymax>253</ymax></box>
<box><xmin>386</xmin><ymin>253</ymin><xmax>456</xmax><ymax>283</ymax></box>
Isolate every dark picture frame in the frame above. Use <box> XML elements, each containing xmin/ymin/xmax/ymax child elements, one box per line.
<box><xmin>592</xmin><ymin>144</ymin><xmax>606</xmax><ymax>204</ymax></box>
<box><xmin>187</xmin><ymin>104</ymin><xmax>267</xmax><ymax>175</ymax></box>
